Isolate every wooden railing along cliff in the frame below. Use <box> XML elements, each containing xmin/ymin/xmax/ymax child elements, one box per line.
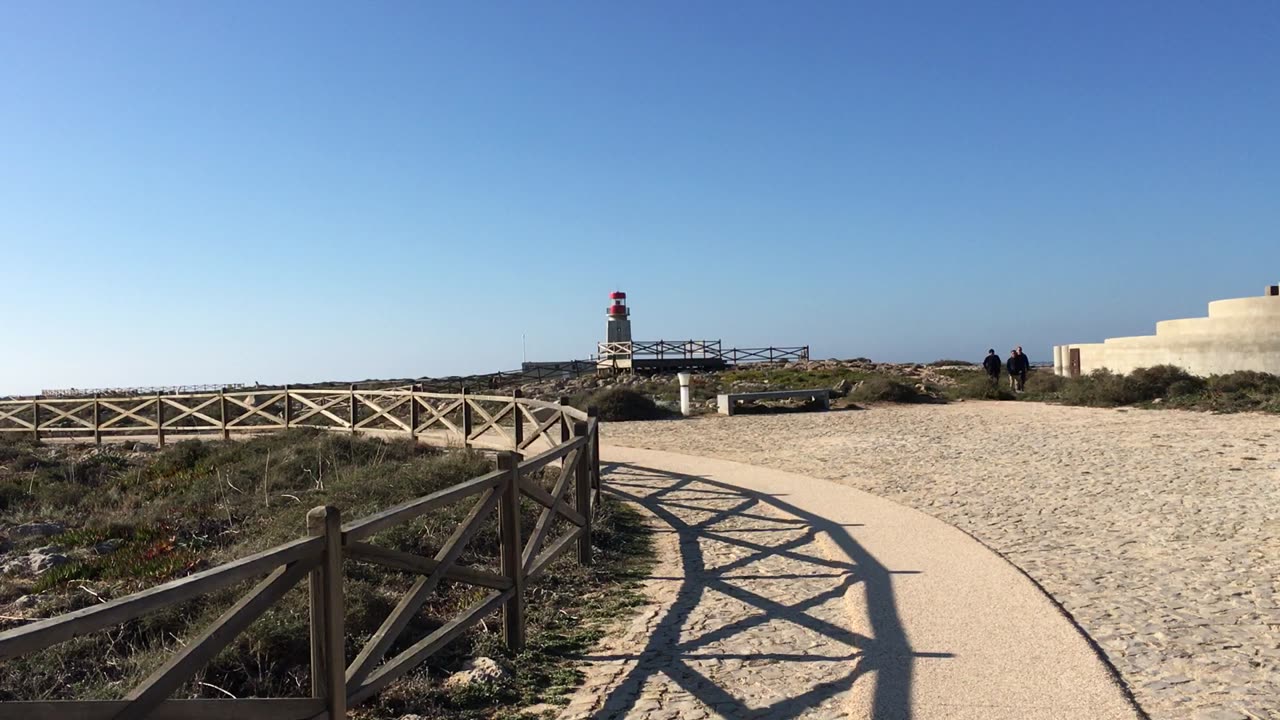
<box><xmin>0</xmin><ymin>389</ymin><xmax>601</xmax><ymax>720</ymax></box>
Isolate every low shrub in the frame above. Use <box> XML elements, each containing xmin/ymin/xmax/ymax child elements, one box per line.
<box><xmin>588</xmin><ymin>388</ymin><xmax>671</xmax><ymax>421</ymax></box>
<box><xmin>927</xmin><ymin>359</ymin><xmax>975</xmax><ymax>367</ymax></box>
<box><xmin>947</xmin><ymin>373</ymin><xmax>1016</xmax><ymax>401</ymax></box>
<box><xmin>849</xmin><ymin>377</ymin><xmax>926</xmax><ymax>403</ymax></box>
<box><xmin>1056</xmin><ymin>369</ymin><xmax>1130</xmax><ymax>406</ymax></box>
<box><xmin>1206</xmin><ymin>370</ymin><xmax>1280</xmax><ymax>395</ymax></box>
<box><xmin>1124</xmin><ymin>365</ymin><xmax>1202</xmax><ymax>403</ymax></box>
<box><xmin>1188</xmin><ymin>371</ymin><xmax>1280</xmax><ymax>413</ymax></box>
<box><xmin>1167</xmin><ymin>378</ymin><xmax>1206</xmax><ymax>398</ymax></box>
<box><xmin>1023</xmin><ymin>370</ymin><xmax>1067</xmax><ymax>395</ymax></box>
<box><xmin>1019</xmin><ymin>366</ymin><xmax>1280</xmax><ymax>414</ymax></box>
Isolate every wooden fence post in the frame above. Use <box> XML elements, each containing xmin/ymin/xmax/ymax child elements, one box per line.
<box><xmin>587</xmin><ymin>406</ymin><xmax>600</xmax><ymax>496</ymax></box>
<box><xmin>283</xmin><ymin>385</ymin><xmax>292</xmax><ymax>430</ymax></box>
<box><xmin>461</xmin><ymin>387</ymin><xmax>473</xmax><ymax>448</ymax></box>
<box><xmin>573</xmin><ymin>422</ymin><xmax>592</xmax><ymax>566</ymax></box>
<box><xmin>349</xmin><ymin>385</ymin><xmax>358</xmax><ymax>435</ymax></box>
<box><xmin>155</xmin><ymin>393</ymin><xmax>165</xmax><ymax>447</ymax></box>
<box><xmin>219</xmin><ymin>389</ymin><xmax>229</xmax><ymax>441</ymax></box>
<box><xmin>93</xmin><ymin>394</ymin><xmax>102</xmax><ymax>446</ymax></box>
<box><xmin>512</xmin><ymin>389</ymin><xmax>524</xmax><ymax>451</ymax></box>
<box><xmin>496</xmin><ymin>451</ymin><xmax>525</xmax><ymax>652</ymax></box>
<box><xmin>308</xmin><ymin>506</ymin><xmax>346</xmax><ymax>720</ymax></box>
<box><xmin>558</xmin><ymin>397</ymin><xmax>570</xmax><ymax>444</ymax></box>
<box><xmin>31</xmin><ymin>398</ymin><xmax>39</xmax><ymax>443</ymax></box>
<box><xmin>408</xmin><ymin>384</ymin><xmax>419</xmax><ymax>442</ymax></box>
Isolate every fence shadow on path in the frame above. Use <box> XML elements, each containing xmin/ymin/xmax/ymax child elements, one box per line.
<box><xmin>572</xmin><ymin>461</ymin><xmax>951</xmax><ymax>720</ymax></box>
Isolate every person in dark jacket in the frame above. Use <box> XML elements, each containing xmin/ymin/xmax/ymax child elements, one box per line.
<box><xmin>982</xmin><ymin>349</ymin><xmax>1001</xmax><ymax>385</ymax></box>
<box><xmin>1008</xmin><ymin>347</ymin><xmax>1030</xmax><ymax>391</ymax></box>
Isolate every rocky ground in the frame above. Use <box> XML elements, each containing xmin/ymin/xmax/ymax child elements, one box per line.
<box><xmin>515</xmin><ymin>359</ymin><xmax>975</xmax><ymax>407</ymax></box>
<box><xmin>602</xmin><ymin>403</ymin><xmax>1280</xmax><ymax>720</ymax></box>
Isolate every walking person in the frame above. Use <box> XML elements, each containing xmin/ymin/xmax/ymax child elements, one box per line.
<box><xmin>1009</xmin><ymin>346</ymin><xmax>1030</xmax><ymax>392</ymax></box>
<box><xmin>982</xmin><ymin>349</ymin><xmax>1002</xmax><ymax>385</ymax></box>
<box><xmin>1006</xmin><ymin>350</ymin><xmax>1020</xmax><ymax>391</ymax></box>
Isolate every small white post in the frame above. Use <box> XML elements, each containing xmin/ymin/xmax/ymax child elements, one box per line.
<box><xmin>677</xmin><ymin>372</ymin><xmax>692</xmax><ymax>417</ymax></box>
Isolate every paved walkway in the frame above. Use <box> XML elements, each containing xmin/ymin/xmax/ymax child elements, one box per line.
<box><xmin>558</xmin><ymin>446</ymin><xmax>1140</xmax><ymax>720</ymax></box>
<box><xmin>600</xmin><ymin>405</ymin><xmax>1280</xmax><ymax>720</ymax></box>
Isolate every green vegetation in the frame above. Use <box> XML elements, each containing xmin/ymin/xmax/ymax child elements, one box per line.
<box><xmin>1019</xmin><ymin>366</ymin><xmax>1280</xmax><ymax>413</ymax></box>
<box><xmin>848</xmin><ymin>377</ymin><xmax>932</xmax><ymax>404</ymax></box>
<box><xmin>0</xmin><ymin>431</ymin><xmax>653</xmax><ymax>718</ymax></box>
<box><xmin>587</xmin><ymin>388</ymin><xmax>673</xmax><ymax>421</ymax></box>
<box><xmin>717</xmin><ymin>365</ymin><xmax>870</xmax><ymax>390</ymax></box>
<box><xmin>572</xmin><ymin>362</ymin><xmax>1280</xmax><ymax>418</ymax></box>
<box><xmin>945</xmin><ymin>372</ymin><xmax>1017</xmax><ymax>401</ymax></box>
<box><xmin>935</xmin><ymin>364</ymin><xmax>1280</xmax><ymax>413</ymax></box>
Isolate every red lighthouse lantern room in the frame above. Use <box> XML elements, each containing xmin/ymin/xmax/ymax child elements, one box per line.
<box><xmin>606</xmin><ymin>291</ymin><xmax>632</xmax><ymax>343</ymax></box>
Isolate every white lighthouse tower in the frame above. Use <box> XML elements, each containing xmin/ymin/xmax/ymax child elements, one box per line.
<box><xmin>606</xmin><ymin>291</ymin><xmax>632</xmax><ymax>343</ymax></box>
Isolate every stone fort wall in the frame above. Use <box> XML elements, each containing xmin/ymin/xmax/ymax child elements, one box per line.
<box><xmin>1054</xmin><ymin>286</ymin><xmax>1280</xmax><ymax>377</ymax></box>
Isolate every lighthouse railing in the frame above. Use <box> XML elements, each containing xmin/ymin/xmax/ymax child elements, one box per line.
<box><xmin>593</xmin><ymin>341</ymin><xmax>808</xmax><ymax>365</ymax></box>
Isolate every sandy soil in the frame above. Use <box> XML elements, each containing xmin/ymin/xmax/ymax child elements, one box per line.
<box><xmin>603</xmin><ymin>402</ymin><xmax>1280</xmax><ymax>720</ymax></box>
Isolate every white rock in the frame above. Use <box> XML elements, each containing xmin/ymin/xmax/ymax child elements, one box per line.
<box><xmin>443</xmin><ymin>656</ymin><xmax>510</xmax><ymax>690</ymax></box>
<box><xmin>13</xmin><ymin>593</ymin><xmax>48</xmax><ymax>609</ymax></box>
<box><xmin>10</xmin><ymin>522</ymin><xmax>64</xmax><ymax>539</ymax></box>
<box><xmin>30</xmin><ymin>546</ymin><xmax>70</xmax><ymax>574</ymax></box>
<box><xmin>94</xmin><ymin>538</ymin><xmax>124</xmax><ymax>555</ymax></box>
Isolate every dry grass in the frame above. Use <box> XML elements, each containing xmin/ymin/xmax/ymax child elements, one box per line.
<box><xmin>0</xmin><ymin>431</ymin><xmax>653</xmax><ymax>719</ymax></box>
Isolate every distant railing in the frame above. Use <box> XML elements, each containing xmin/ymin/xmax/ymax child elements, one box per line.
<box><xmin>595</xmin><ymin>340</ymin><xmax>809</xmax><ymax>366</ymax></box>
<box><xmin>0</xmin><ymin>386</ymin><xmax>587</xmax><ymax>452</ymax></box>
<box><xmin>722</xmin><ymin>346</ymin><xmax>811</xmax><ymax>363</ymax></box>
<box><xmin>423</xmin><ymin>360</ymin><xmax>597</xmax><ymax>391</ymax></box>
<box><xmin>0</xmin><ymin>393</ymin><xmax>601</xmax><ymax>720</ymax></box>
<box><xmin>39</xmin><ymin>383</ymin><xmax>248</xmax><ymax>399</ymax></box>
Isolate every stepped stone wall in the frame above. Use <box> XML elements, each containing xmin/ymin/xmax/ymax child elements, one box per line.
<box><xmin>1054</xmin><ymin>285</ymin><xmax>1280</xmax><ymax>377</ymax></box>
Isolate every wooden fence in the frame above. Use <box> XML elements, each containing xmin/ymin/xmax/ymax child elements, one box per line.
<box><xmin>595</xmin><ymin>340</ymin><xmax>810</xmax><ymax>365</ymax></box>
<box><xmin>0</xmin><ymin>386</ymin><xmax>584</xmax><ymax>453</ymax></box>
<box><xmin>0</xmin><ymin>394</ymin><xmax>601</xmax><ymax>720</ymax></box>
<box><xmin>38</xmin><ymin>384</ymin><xmax>249</xmax><ymax>400</ymax></box>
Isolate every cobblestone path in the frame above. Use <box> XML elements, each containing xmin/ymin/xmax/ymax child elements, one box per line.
<box><xmin>558</xmin><ymin>462</ymin><xmax>873</xmax><ymax>719</ymax></box>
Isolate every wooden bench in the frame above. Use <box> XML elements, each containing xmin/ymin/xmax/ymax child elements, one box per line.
<box><xmin>716</xmin><ymin>389</ymin><xmax>830</xmax><ymax>416</ymax></box>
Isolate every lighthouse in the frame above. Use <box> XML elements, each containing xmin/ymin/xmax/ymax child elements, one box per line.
<box><xmin>606</xmin><ymin>291</ymin><xmax>632</xmax><ymax>343</ymax></box>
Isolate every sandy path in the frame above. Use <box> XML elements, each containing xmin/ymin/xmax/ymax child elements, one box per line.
<box><xmin>602</xmin><ymin>402</ymin><xmax>1280</xmax><ymax>720</ymax></box>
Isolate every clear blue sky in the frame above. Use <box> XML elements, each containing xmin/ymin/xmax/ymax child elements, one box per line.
<box><xmin>2</xmin><ymin>1</ymin><xmax>1277</xmax><ymax>395</ymax></box>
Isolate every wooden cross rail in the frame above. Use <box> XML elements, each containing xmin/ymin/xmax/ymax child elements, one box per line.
<box><xmin>0</xmin><ymin>389</ymin><xmax>585</xmax><ymax>455</ymax></box>
<box><xmin>0</xmin><ymin>395</ymin><xmax>602</xmax><ymax>720</ymax></box>
<box><xmin>594</xmin><ymin>341</ymin><xmax>810</xmax><ymax>365</ymax></box>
